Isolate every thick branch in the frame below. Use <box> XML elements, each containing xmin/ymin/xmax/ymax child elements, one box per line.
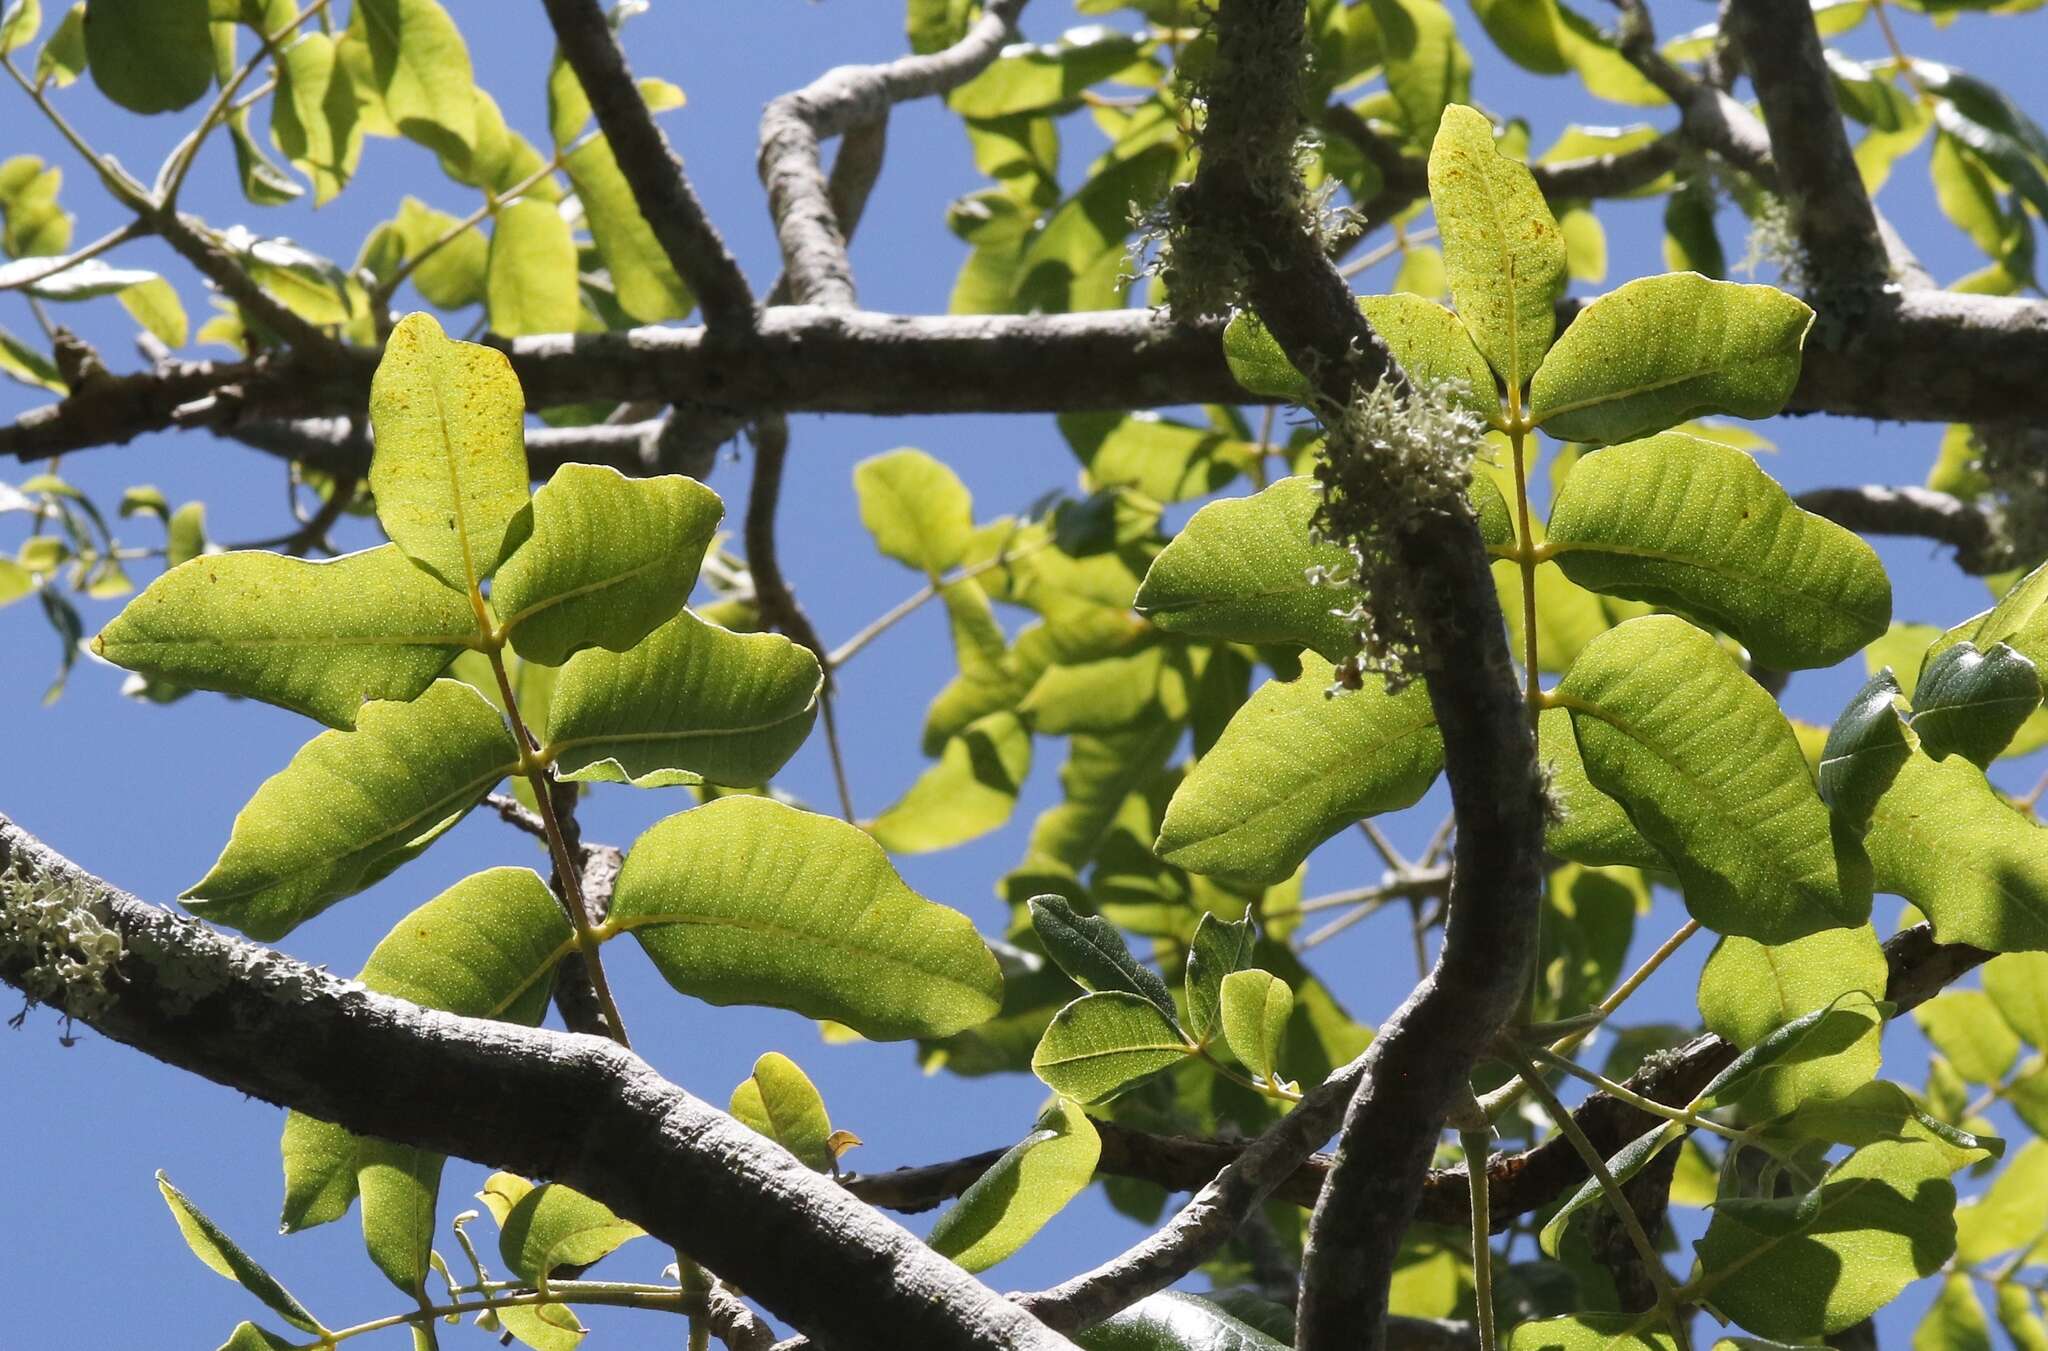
<box><xmin>0</xmin><ymin>814</ymin><xmax>1064</xmax><ymax>1351</ymax></box>
<box><xmin>541</xmin><ymin>0</ymin><xmax>756</xmax><ymax>332</ymax></box>
<box><xmin>15</xmin><ymin>293</ymin><xmax>2048</xmax><ymax>461</ymax></box>
<box><xmin>222</xmin><ymin>413</ymin><xmax>720</xmax><ymax>483</ymax></box>
<box><xmin>758</xmin><ymin>0</ymin><xmax>1027</xmax><ymax>306</ymax></box>
<box><xmin>1182</xmin><ymin>11</ymin><xmax>1544</xmax><ymax>1350</ymax></box>
<box><xmin>1796</xmin><ymin>485</ymin><xmax>2001</xmax><ymax>574</ymax></box>
<box><xmin>1722</xmin><ymin>0</ymin><xmax>1892</xmax><ymax>290</ymax></box>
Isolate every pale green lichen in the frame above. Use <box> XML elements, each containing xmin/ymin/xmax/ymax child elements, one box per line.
<box><xmin>1309</xmin><ymin>375</ymin><xmax>1488</xmax><ymax>689</ymax></box>
<box><xmin>1950</xmin><ymin>423</ymin><xmax>2048</xmax><ymax>571</ymax></box>
<box><xmin>1</xmin><ymin>859</ymin><xmax>123</xmax><ymax>1034</ymax></box>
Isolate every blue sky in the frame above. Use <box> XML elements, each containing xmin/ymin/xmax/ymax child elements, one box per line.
<box><xmin>1</xmin><ymin>0</ymin><xmax>2042</xmax><ymax>1346</ymax></box>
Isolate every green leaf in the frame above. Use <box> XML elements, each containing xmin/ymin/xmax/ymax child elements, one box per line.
<box><xmin>368</xmin><ymin>311</ymin><xmax>532</xmax><ymax>593</ymax></box>
<box><xmin>218</xmin><ymin>1324</ymin><xmax>297</xmax><ymax>1351</ymax></box>
<box><xmin>608</xmin><ymin>796</ymin><xmax>1002</xmax><ymax>1039</ymax></box>
<box><xmin>1155</xmin><ymin>654</ymin><xmax>1443</xmax><ymax>885</ymax></box>
<box><xmin>855</xmin><ymin>449</ymin><xmax>974</xmax><ymax>577</ymax></box>
<box><xmin>563</xmin><ymin>134</ymin><xmax>692</xmax><ymax>323</ymax></box>
<box><xmin>1555</xmin><ymin>616</ymin><xmax>1871</xmax><ymax>943</ymax></box>
<box><xmin>1540</xmin><ymin>1120</ymin><xmax>1684</xmax><ymax>1257</ymax></box>
<box><xmin>1699</xmin><ymin>925</ymin><xmax>1889</xmax><ymax>1049</ymax></box>
<box><xmin>1219</xmin><ymin>968</ymin><xmax>1292</xmax><ymax>1081</ymax></box>
<box><xmin>358</xmin><ymin>1140</ymin><xmax>443</xmax><ymax>1297</ymax></box>
<box><xmin>1996</xmin><ymin>1286</ymin><xmax>2048</xmax><ymax>1351</ymax></box>
<box><xmin>1032</xmin><ymin>990</ymin><xmax>1192</xmax><ymax>1103</ymax></box>
<box><xmin>84</xmin><ymin>0</ymin><xmax>211</xmax><ymax>113</ymax></box>
<box><xmin>729</xmin><ymin>1051</ymin><xmax>834</xmax><ymax>1172</ymax></box>
<box><xmin>1029</xmin><ymin>892</ymin><xmax>1175</xmax><ymax>1015</ymax></box>
<box><xmin>353</xmin><ymin>0</ymin><xmax>475</xmax><ymax>157</ymax></box>
<box><xmin>1135</xmin><ymin>477</ymin><xmax>1354</xmax><ymax>660</ymax></box>
<box><xmin>279</xmin><ymin>1112</ymin><xmax>360</xmax><ymax>1233</ymax></box>
<box><xmin>869</xmin><ymin>711</ymin><xmax>1031</xmax><ymax>853</ymax></box>
<box><xmin>158</xmin><ymin>1173</ymin><xmax>321</xmax><ymax>1334</ymax></box>
<box><xmin>1015</xmin><ymin>142</ymin><xmax>1175</xmax><ymax>313</ymax></box>
<box><xmin>183</xmin><ymin>680</ymin><xmax>519</xmax><ymax>941</ymax></box>
<box><xmin>1057</xmin><ymin>411</ymin><xmax>1255</xmax><ymax>504</ymax></box>
<box><xmin>1428</xmin><ymin>103</ymin><xmax>1565</xmax><ymax>394</ymax></box>
<box><xmin>1985</xmin><ymin>952</ymin><xmax>2048</xmax><ymax>1047</ymax></box>
<box><xmin>498</xmin><ymin>1183</ymin><xmax>644</xmax><ymax>1285</ymax></box>
<box><xmin>486</xmin><ymin>199</ymin><xmax>579</xmax><ymax>338</ymax></box>
<box><xmin>1818</xmin><ymin>672</ymin><xmax>1913</xmax><ymax>833</ymax></box>
<box><xmin>947</xmin><ymin>28</ymin><xmax>1142</xmax><ymax>120</ymax></box>
<box><xmin>119</xmin><ymin>276</ymin><xmax>189</xmax><ymax>347</ymax></box>
<box><xmin>1185</xmin><ymin>908</ymin><xmax>1256</xmax><ymax>1046</ymax></box>
<box><xmin>1529</xmin><ymin>274</ymin><xmax>1815</xmax><ymax>445</ymax></box>
<box><xmin>34</xmin><ymin>2</ymin><xmax>82</xmax><ymax>86</ymax></box>
<box><xmin>1917</xmin><ymin>1274</ymin><xmax>1993</xmax><ymax>1351</ymax></box>
<box><xmin>272</xmin><ymin>32</ymin><xmax>360</xmax><ymax>206</ymax></box>
<box><xmin>1545</xmin><ymin>432</ymin><xmax>1891</xmax><ymax>669</ymax></box>
<box><xmin>493</xmin><ymin>465</ymin><xmax>722</xmax><ymax>666</ymax></box>
<box><xmin>1506</xmin><ymin>1315</ymin><xmax>1676</xmax><ymax>1351</ymax></box>
<box><xmin>388</xmin><ymin>197</ymin><xmax>486</xmax><ymax>310</ymax></box>
<box><xmin>1539</xmin><ymin>704</ymin><xmax>1665</xmax><ymax>868</ymax></box>
<box><xmin>928</xmin><ymin>1098</ymin><xmax>1100</xmax><ymax>1273</ymax></box>
<box><xmin>1754</xmin><ymin>1080</ymin><xmax>2002</xmax><ymax>1168</ymax></box>
<box><xmin>1692</xmin><ymin>995</ymin><xmax>1885</xmax><ymax>1112</ymax></box>
<box><xmin>0</xmin><ymin>321</ymin><xmax>62</xmax><ymax>392</ymax></box>
<box><xmin>544</xmin><ymin>609</ymin><xmax>820</xmax><ymax>788</ymax></box>
<box><xmin>0</xmin><ymin>0</ymin><xmax>40</xmax><ymax>54</ymax></box>
<box><xmin>1910</xmin><ymin>642</ymin><xmax>2040</xmax><ymax>768</ymax></box>
<box><xmin>275</xmin><ymin>865</ymin><xmax>569</xmax><ymax>1240</ymax></box>
<box><xmin>1693</xmin><ymin>1138</ymin><xmax>1966</xmax><ymax>1339</ymax></box>
<box><xmin>1371</xmin><ymin>0</ymin><xmax>1472</xmax><ymax>145</ymax></box>
<box><xmin>1915</xmin><ymin>991</ymin><xmax>2022</xmax><ymax>1086</ymax></box>
<box><xmin>1865</xmin><ymin>746</ymin><xmax>2048</xmax><ymax>952</ymax></box>
<box><xmin>1078</xmin><ymin>1291</ymin><xmax>1290</xmax><ymax>1351</ymax></box>
<box><xmin>1956</xmin><ymin>1139</ymin><xmax>2048</xmax><ymax>1264</ymax></box>
<box><xmin>91</xmin><ymin>545</ymin><xmax>476</xmax><ymax>729</ymax></box>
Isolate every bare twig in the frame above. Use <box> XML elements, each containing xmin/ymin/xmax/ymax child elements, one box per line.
<box><xmin>540</xmin><ymin>0</ymin><xmax>756</xmax><ymax>332</ymax></box>
<box><xmin>745</xmin><ymin>415</ymin><xmax>855</xmax><ymax>822</ymax></box>
<box><xmin>758</xmin><ymin>0</ymin><xmax>1028</xmax><ymax>306</ymax></box>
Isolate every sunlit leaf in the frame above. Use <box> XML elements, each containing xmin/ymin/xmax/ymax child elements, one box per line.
<box><xmin>855</xmin><ymin>448</ymin><xmax>974</xmax><ymax>577</ymax></box>
<box><xmin>1156</xmin><ymin>654</ymin><xmax>1443</xmax><ymax>885</ymax></box>
<box><xmin>487</xmin><ymin>199</ymin><xmax>579</xmax><ymax>338</ymax></box>
<box><xmin>608</xmin><ymin>797</ymin><xmax>1002</xmax><ymax>1039</ymax></box>
<box><xmin>368</xmin><ymin>311</ymin><xmax>531</xmax><ymax>592</ymax></box>
<box><xmin>1545</xmin><ymin>432</ymin><xmax>1890</xmax><ymax>669</ymax></box>
<box><xmin>494</xmin><ymin>465</ymin><xmax>722</xmax><ymax>666</ymax></box>
<box><xmin>1032</xmin><ymin>990</ymin><xmax>1191</xmax><ymax>1103</ymax></box>
<box><xmin>184</xmin><ymin>680</ymin><xmax>519</xmax><ymax>940</ymax></box>
<box><xmin>1429</xmin><ymin>103</ymin><xmax>1564</xmax><ymax>394</ymax></box>
<box><xmin>1530</xmin><ymin>274</ymin><xmax>1814</xmax><ymax>445</ymax></box>
<box><xmin>1219</xmin><ymin>968</ymin><xmax>1292</xmax><ymax>1081</ymax></box>
<box><xmin>1184</xmin><ymin>907</ymin><xmax>1256</xmax><ymax>1046</ymax></box>
<box><xmin>498</xmin><ymin>1183</ymin><xmax>644</xmax><ymax>1285</ymax></box>
<box><xmin>730</xmin><ymin>1051</ymin><xmax>834</xmax><ymax>1172</ymax></box>
<box><xmin>545</xmin><ymin>609</ymin><xmax>820</xmax><ymax>788</ymax></box>
<box><xmin>92</xmin><ymin>545</ymin><xmax>476</xmax><ymax>729</ymax></box>
<box><xmin>158</xmin><ymin>1173</ymin><xmax>321</xmax><ymax>1334</ymax></box>
<box><xmin>869</xmin><ymin>711</ymin><xmax>1032</xmax><ymax>853</ymax></box>
<box><xmin>353</xmin><ymin>0</ymin><xmax>476</xmax><ymax>157</ymax></box>
<box><xmin>928</xmin><ymin>1098</ymin><xmax>1099</xmax><ymax>1273</ymax></box>
<box><xmin>1556</xmin><ymin>616</ymin><xmax>1871</xmax><ymax>943</ymax></box>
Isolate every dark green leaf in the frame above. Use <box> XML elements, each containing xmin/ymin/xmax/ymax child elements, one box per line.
<box><xmin>1028</xmin><ymin>893</ymin><xmax>1176</xmax><ymax>1015</ymax></box>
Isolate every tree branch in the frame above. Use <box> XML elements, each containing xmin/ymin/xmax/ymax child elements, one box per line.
<box><xmin>1722</xmin><ymin>0</ymin><xmax>1892</xmax><ymax>292</ymax></box>
<box><xmin>15</xmin><ymin>292</ymin><xmax>2048</xmax><ymax>462</ymax></box>
<box><xmin>1176</xmin><ymin>12</ymin><xmax>1544</xmax><ymax>1350</ymax></box>
<box><xmin>758</xmin><ymin>0</ymin><xmax>1028</xmax><ymax>307</ymax></box>
<box><xmin>0</xmin><ymin>813</ymin><xmax>1067</xmax><ymax>1351</ymax></box>
<box><xmin>540</xmin><ymin>0</ymin><xmax>756</xmax><ymax>333</ymax></box>
<box><xmin>1796</xmin><ymin>484</ymin><xmax>2002</xmax><ymax>574</ymax></box>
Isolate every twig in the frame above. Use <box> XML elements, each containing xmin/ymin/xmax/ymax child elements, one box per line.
<box><xmin>540</xmin><ymin>0</ymin><xmax>756</xmax><ymax>332</ymax></box>
<box><xmin>745</xmin><ymin>415</ymin><xmax>855</xmax><ymax>822</ymax></box>
<box><xmin>758</xmin><ymin>0</ymin><xmax>1029</xmax><ymax>306</ymax></box>
<box><xmin>0</xmin><ymin>223</ymin><xmax>147</xmax><ymax>294</ymax></box>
